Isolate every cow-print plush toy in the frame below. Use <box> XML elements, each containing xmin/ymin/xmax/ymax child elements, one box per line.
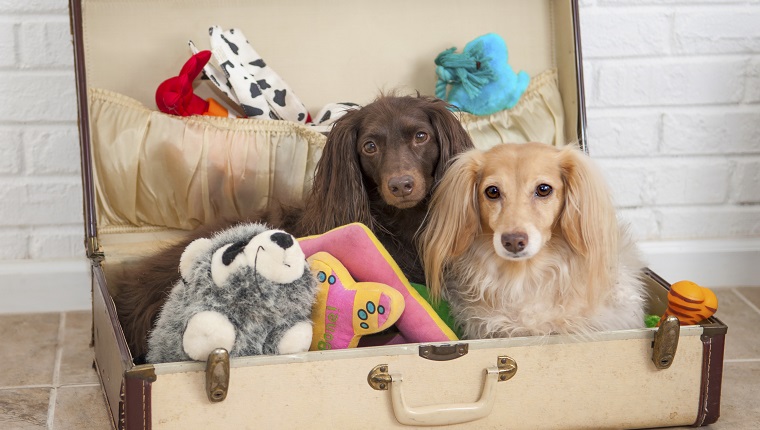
<box><xmin>189</xmin><ymin>27</ymin><xmax>361</xmax><ymax>127</ymax></box>
<box><xmin>145</xmin><ymin>223</ymin><xmax>318</xmax><ymax>364</ymax></box>
<box><xmin>311</xmin><ymin>101</ymin><xmax>361</xmax><ymax>127</ymax></box>
<box><xmin>213</xmin><ymin>26</ymin><xmax>308</xmax><ymax>122</ymax></box>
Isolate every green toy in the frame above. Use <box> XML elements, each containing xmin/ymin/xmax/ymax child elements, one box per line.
<box><xmin>645</xmin><ymin>315</ymin><xmax>661</xmax><ymax>328</ymax></box>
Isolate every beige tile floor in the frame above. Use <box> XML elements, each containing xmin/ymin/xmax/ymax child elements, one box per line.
<box><xmin>1</xmin><ymin>288</ymin><xmax>759</xmax><ymax>429</ymax></box>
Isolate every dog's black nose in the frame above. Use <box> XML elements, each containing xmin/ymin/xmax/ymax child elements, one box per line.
<box><xmin>502</xmin><ymin>232</ymin><xmax>528</xmax><ymax>253</ymax></box>
<box><xmin>388</xmin><ymin>175</ymin><xmax>415</xmax><ymax>197</ymax></box>
<box><xmin>270</xmin><ymin>232</ymin><xmax>294</xmax><ymax>249</ymax></box>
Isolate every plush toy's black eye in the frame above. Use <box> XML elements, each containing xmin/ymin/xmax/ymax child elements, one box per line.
<box><xmin>535</xmin><ymin>184</ymin><xmax>553</xmax><ymax>197</ymax></box>
<box><xmin>222</xmin><ymin>240</ymin><xmax>248</xmax><ymax>265</ymax></box>
<box><xmin>363</xmin><ymin>141</ymin><xmax>377</xmax><ymax>154</ymax></box>
<box><xmin>485</xmin><ymin>185</ymin><xmax>500</xmax><ymax>199</ymax></box>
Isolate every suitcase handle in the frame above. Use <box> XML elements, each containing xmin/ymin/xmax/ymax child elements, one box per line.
<box><xmin>390</xmin><ymin>368</ymin><xmax>498</xmax><ymax>426</ymax></box>
<box><xmin>368</xmin><ymin>356</ymin><xmax>516</xmax><ymax>426</ymax></box>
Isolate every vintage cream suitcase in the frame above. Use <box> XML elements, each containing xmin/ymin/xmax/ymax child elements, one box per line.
<box><xmin>69</xmin><ymin>0</ymin><xmax>728</xmax><ymax>428</ymax></box>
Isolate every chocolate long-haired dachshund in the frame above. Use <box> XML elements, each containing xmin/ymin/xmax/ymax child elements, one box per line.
<box><xmin>115</xmin><ymin>94</ymin><xmax>474</xmax><ymax>359</ymax></box>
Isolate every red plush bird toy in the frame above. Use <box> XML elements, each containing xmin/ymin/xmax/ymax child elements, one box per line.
<box><xmin>155</xmin><ymin>50</ymin><xmax>229</xmax><ymax>117</ymax></box>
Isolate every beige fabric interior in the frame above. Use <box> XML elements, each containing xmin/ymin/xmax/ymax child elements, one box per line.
<box><xmin>462</xmin><ymin>70</ymin><xmax>566</xmax><ymax>148</ymax></box>
<box><xmin>83</xmin><ymin>1</ymin><xmax>558</xmax><ymax>105</ymax></box>
<box><xmin>89</xmin><ymin>88</ymin><xmax>326</xmax><ymax>232</ymax></box>
<box><xmin>90</xmin><ymin>69</ymin><xmax>564</xmax><ymax>235</ymax></box>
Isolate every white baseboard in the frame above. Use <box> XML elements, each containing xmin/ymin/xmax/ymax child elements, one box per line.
<box><xmin>0</xmin><ymin>238</ymin><xmax>757</xmax><ymax>314</ymax></box>
<box><xmin>638</xmin><ymin>237</ymin><xmax>760</xmax><ymax>288</ymax></box>
<box><xmin>0</xmin><ymin>258</ymin><xmax>91</xmax><ymax>314</ymax></box>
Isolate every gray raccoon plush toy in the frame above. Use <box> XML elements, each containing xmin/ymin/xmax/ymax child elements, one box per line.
<box><xmin>146</xmin><ymin>222</ymin><xmax>317</xmax><ymax>364</ymax></box>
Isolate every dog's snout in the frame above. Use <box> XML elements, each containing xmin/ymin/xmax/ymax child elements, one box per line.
<box><xmin>270</xmin><ymin>232</ymin><xmax>294</xmax><ymax>249</ymax></box>
<box><xmin>501</xmin><ymin>232</ymin><xmax>529</xmax><ymax>254</ymax></box>
<box><xmin>388</xmin><ymin>175</ymin><xmax>415</xmax><ymax>198</ymax></box>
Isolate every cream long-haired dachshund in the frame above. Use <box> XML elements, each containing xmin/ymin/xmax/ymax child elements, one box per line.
<box><xmin>420</xmin><ymin>142</ymin><xmax>646</xmax><ymax>339</ymax></box>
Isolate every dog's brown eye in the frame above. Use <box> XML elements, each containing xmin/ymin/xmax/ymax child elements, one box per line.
<box><xmin>414</xmin><ymin>131</ymin><xmax>429</xmax><ymax>143</ymax></box>
<box><xmin>485</xmin><ymin>186</ymin><xmax>500</xmax><ymax>199</ymax></box>
<box><xmin>535</xmin><ymin>184</ymin><xmax>553</xmax><ymax>197</ymax></box>
<box><xmin>363</xmin><ymin>141</ymin><xmax>377</xmax><ymax>154</ymax></box>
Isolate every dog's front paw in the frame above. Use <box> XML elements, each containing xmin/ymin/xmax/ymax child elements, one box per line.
<box><xmin>277</xmin><ymin>321</ymin><xmax>313</xmax><ymax>354</ymax></box>
<box><xmin>183</xmin><ymin>311</ymin><xmax>236</xmax><ymax>361</ymax></box>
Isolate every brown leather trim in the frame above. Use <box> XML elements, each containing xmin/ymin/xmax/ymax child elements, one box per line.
<box><xmin>93</xmin><ymin>264</ymin><xmax>135</xmax><ymax>363</ymax></box>
<box><xmin>68</xmin><ymin>0</ymin><xmax>100</xmax><ymax>257</ymax></box>
<box><xmin>693</xmin><ymin>333</ymin><xmax>725</xmax><ymax>426</ymax></box>
<box><xmin>642</xmin><ymin>267</ymin><xmax>669</xmax><ymax>287</ymax></box>
<box><xmin>124</xmin><ymin>375</ymin><xmax>152</xmax><ymax>430</ymax></box>
<box><xmin>570</xmin><ymin>0</ymin><xmax>588</xmax><ymax>152</ymax></box>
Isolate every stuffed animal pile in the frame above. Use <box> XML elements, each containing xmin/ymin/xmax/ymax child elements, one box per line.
<box><xmin>155</xmin><ymin>26</ymin><xmax>360</xmax><ymax>128</ymax></box>
<box><xmin>145</xmin><ymin>221</ymin><xmax>459</xmax><ymax>363</ymax></box>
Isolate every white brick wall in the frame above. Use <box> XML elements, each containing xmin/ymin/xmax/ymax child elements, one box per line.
<box><xmin>581</xmin><ymin>0</ymin><xmax>760</xmax><ymax>242</ymax></box>
<box><xmin>0</xmin><ymin>1</ymin><xmax>757</xmax><ymax>278</ymax></box>
<box><xmin>0</xmin><ymin>0</ymin><xmax>83</xmax><ymax>262</ymax></box>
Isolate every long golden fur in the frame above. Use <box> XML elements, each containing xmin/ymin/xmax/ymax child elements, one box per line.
<box><xmin>420</xmin><ymin>142</ymin><xmax>646</xmax><ymax>339</ymax></box>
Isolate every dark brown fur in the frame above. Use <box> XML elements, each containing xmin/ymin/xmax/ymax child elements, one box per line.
<box><xmin>114</xmin><ymin>94</ymin><xmax>474</xmax><ymax>360</ymax></box>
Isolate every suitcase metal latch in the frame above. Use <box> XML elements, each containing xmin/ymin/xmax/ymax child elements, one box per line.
<box><xmin>652</xmin><ymin>315</ymin><xmax>680</xmax><ymax>370</ymax></box>
<box><xmin>205</xmin><ymin>348</ymin><xmax>230</xmax><ymax>402</ymax></box>
<box><xmin>419</xmin><ymin>343</ymin><xmax>468</xmax><ymax>361</ymax></box>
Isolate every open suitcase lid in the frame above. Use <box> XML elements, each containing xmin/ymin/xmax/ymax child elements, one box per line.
<box><xmin>70</xmin><ymin>0</ymin><xmax>587</xmax><ymax>258</ymax></box>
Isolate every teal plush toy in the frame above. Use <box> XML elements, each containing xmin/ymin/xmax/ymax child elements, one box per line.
<box><xmin>435</xmin><ymin>33</ymin><xmax>530</xmax><ymax>116</ymax></box>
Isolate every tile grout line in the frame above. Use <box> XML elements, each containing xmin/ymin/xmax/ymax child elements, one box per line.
<box><xmin>46</xmin><ymin>312</ymin><xmax>66</xmax><ymax>430</ymax></box>
<box><xmin>732</xmin><ymin>287</ymin><xmax>760</xmax><ymax>316</ymax></box>
<box><xmin>0</xmin><ymin>383</ymin><xmax>101</xmax><ymax>391</ymax></box>
<box><xmin>0</xmin><ymin>384</ymin><xmax>54</xmax><ymax>390</ymax></box>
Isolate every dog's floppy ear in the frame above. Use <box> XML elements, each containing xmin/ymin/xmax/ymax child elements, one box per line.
<box><xmin>423</xmin><ymin>97</ymin><xmax>475</xmax><ymax>183</ymax></box>
<box><xmin>420</xmin><ymin>149</ymin><xmax>482</xmax><ymax>300</ymax></box>
<box><xmin>559</xmin><ymin>146</ymin><xmax>619</xmax><ymax>300</ymax></box>
<box><xmin>301</xmin><ymin>109</ymin><xmax>374</xmax><ymax>234</ymax></box>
